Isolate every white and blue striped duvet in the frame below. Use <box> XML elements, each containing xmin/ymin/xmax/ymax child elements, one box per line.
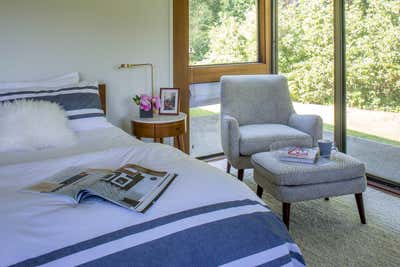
<box><xmin>0</xmin><ymin>140</ymin><xmax>305</xmax><ymax>267</ymax></box>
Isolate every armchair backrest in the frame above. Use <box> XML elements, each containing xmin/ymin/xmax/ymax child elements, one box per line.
<box><xmin>220</xmin><ymin>75</ymin><xmax>294</xmax><ymax>125</ymax></box>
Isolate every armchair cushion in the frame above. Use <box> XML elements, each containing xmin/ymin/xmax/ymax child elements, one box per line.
<box><xmin>239</xmin><ymin>124</ymin><xmax>313</xmax><ymax>156</ymax></box>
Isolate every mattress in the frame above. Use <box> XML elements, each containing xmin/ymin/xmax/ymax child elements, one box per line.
<box><xmin>0</xmin><ymin>126</ymin><xmax>305</xmax><ymax>266</ymax></box>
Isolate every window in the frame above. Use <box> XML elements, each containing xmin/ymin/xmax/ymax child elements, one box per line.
<box><xmin>274</xmin><ymin>0</ymin><xmax>400</xmax><ymax>187</ymax></box>
<box><xmin>190</xmin><ymin>83</ymin><xmax>222</xmax><ymax>157</ymax></box>
<box><xmin>277</xmin><ymin>0</ymin><xmax>334</xmax><ymax>140</ymax></box>
<box><xmin>189</xmin><ymin>0</ymin><xmax>259</xmax><ymax>66</ymax></box>
<box><xmin>345</xmin><ymin>0</ymin><xmax>400</xmax><ymax>184</ymax></box>
<box><xmin>185</xmin><ymin>0</ymin><xmax>270</xmax><ymax>157</ymax></box>
<box><xmin>173</xmin><ymin>0</ymin><xmax>271</xmax><ymax>155</ymax></box>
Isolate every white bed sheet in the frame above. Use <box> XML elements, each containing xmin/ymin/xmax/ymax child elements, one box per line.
<box><xmin>0</xmin><ymin>124</ymin><xmax>141</xmax><ymax>166</ymax></box>
<box><xmin>0</xmin><ymin>136</ymin><xmax>261</xmax><ymax>266</ymax></box>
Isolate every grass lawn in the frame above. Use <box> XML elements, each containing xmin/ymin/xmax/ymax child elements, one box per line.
<box><xmin>190</xmin><ymin>107</ymin><xmax>217</xmax><ymax>117</ymax></box>
<box><xmin>191</xmin><ymin>108</ymin><xmax>400</xmax><ymax>146</ymax></box>
<box><xmin>323</xmin><ymin>124</ymin><xmax>400</xmax><ymax>146</ymax></box>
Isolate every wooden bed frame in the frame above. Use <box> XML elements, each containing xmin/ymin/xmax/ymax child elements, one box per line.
<box><xmin>98</xmin><ymin>83</ymin><xmax>106</xmax><ymax>113</ymax></box>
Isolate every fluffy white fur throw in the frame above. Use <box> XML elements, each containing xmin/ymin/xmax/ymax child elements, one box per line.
<box><xmin>0</xmin><ymin>100</ymin><xmax>77</xmax><ymax>152</ymax></box>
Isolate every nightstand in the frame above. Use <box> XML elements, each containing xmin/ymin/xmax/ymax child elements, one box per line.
<box><xmin>131</xmin><ymin>112</ymin><xmax>187</xmax><ymax>152</ymax></box>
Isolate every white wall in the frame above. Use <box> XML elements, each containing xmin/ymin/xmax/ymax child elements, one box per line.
<box><xmin>0</xmin><ymin>0</ymin><xmax>172</xmax><ymax>132</ymax></box>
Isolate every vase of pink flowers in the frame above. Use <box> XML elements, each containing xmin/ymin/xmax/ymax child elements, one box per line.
<box><xmin>133</xmin><ymin>94</ymin><xmax>160</xmax><ymax>118</ymax></box>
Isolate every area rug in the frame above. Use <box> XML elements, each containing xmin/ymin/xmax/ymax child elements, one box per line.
<box><xmin>208</xmin><ymin>159</ymin><xmax>400</xmax><ymax>267</ymax></box>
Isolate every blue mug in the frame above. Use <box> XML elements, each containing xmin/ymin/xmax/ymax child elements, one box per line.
<box><xmin>318</xmin><ymin>140</ymin><xmax>333</xmax><ymax>158</ymax></box>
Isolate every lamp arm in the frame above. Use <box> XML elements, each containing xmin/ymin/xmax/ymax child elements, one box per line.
<box><xmin>118</xmin><ymin>63</ymin><xmax>155</xmax><ymax>96</ymax></box>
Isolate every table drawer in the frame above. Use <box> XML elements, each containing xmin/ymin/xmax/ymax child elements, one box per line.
<box><xmin>132</xmin><ymin>121</ymin><xmax>155</xmax><ymax>138</ymax></box>
<box><xmin>155</xmin><ymin>121</ymin><xmax>185</xmax><ymax>137</ymax></box>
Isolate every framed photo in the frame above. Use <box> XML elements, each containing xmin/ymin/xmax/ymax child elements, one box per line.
<box><xmin>159</xmin><ymin>88</ymin><xmax>180</xmax><ymax>115</ymax></box>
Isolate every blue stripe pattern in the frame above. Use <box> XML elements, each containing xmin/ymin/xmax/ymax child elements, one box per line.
<box><xmin>82</xmin><ymin>212</ymin><xmax>301</xmax><ymax>267</ymax></box>
<box><xmin>11</xmin><ymin>199</ymin><xmax>305</xmax><ymax>267</ymax></box>
<box><xmin>0</xmin><ymin>85</ymin><xmax>104</xmax><ymax>120</ymax></box>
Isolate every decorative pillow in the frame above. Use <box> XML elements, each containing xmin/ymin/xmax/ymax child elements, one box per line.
<box><xmin>0</xmin><ymin>100</ymin><xmax>77</xmax><ymax>152</ymax></box>
<box><xmin>0</xmin><ymin>81</ymin><xmax>108</xmax><ymax>132</ymax></box>
<box><xmin>0</xmin><ymin>72</ymin><xmax>79</xmax><ymax>90</ymax></box>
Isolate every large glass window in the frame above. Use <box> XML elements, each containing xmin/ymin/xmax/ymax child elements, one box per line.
<box><xmin>189</xmin><ymin>83</ymin><xmax>222</xmax><ymax>157</ymax></box>
<box><xmin>277</xmin><ymin>0</ymin><xmax>334</xmax><ymax>140</ymax></box>
<box><xmin>188</xmin><ymin>0</ymin><xmax>264</xmax><ymax>157</ymax></box>
<box><xmin>189</xmin><ymin>0</ymin><xmax>259</xmax><ymax>66</ymax></box>
<box><xmin>345</xmin><ymin>0</ymin><xmax>400</xmax><ymax>184</ymax></box>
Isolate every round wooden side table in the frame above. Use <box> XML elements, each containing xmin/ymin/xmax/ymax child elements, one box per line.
<box><xmin>131</xmin><ymin>112</ymin><xmax>187</xmax><ymax>152</ymax></box>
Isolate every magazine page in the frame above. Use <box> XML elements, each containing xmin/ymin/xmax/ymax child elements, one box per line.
<box><xmin>84</xmin><ymin>164</ymin><xmax>174</xmax><ymax>211</ymax></box>
<box><xmin>24</xmin><ymin>167</ymin><xmax>113</xmax><ymax>201</ymax></box>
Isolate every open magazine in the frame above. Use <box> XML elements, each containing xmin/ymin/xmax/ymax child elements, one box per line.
<box><xmin>24</xmin><ymin>164</ymin><xmax>177</xmax><ymax>213</ymax></box>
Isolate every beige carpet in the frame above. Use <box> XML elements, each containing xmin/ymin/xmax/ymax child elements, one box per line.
<box><xmin>208</xmin><ymin>159</ymin><xmax>400</xmax><ymax>267</ymax></box>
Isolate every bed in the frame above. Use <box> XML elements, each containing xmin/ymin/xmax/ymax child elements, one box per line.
<box><xmin>0</xmin><ymin>82</ymin><xmax>305</xmax><ymax>267</ymax></box>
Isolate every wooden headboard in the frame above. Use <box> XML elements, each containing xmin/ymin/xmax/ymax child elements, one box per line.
<box><xmin>98</xmin><ymin>83</ymin><xmax>106</xmax><ymax>113</ymax></box>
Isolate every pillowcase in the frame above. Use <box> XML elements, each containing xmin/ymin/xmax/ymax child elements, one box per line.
<box><xmin>0</xmin><ymin>100</ymin><xmax>77</xmax><ymax>152</ymax></box>
<box><xmin>0</xmin><ymin>81</ymin><xmax>108</xmax><ymax>132</ymax></box>
<box><xmin>0</xmin><ymin>72</ymin><xmax>79</xmax><ymax>90</ymax></box>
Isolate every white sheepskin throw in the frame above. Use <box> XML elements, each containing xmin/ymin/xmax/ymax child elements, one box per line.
<box><xmin>0</xmin><ymin>100</ymin><xmax>77</xmax><ymax>152</ymax></box>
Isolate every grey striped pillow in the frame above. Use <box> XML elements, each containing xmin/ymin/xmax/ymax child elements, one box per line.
<box><xmin>0</xmin><ymin>82</ymin><xmax>104</xmax><ymax>121</ymax></box>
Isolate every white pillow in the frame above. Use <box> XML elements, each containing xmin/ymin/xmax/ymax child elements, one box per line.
<box><xmin>0</xmin><ymin>100</ymin><xmax>77</xmax><ymax>152</ymax></box>
<box><xmin>0</xmin><ymin>72</ymin><xmax>79</xmax><ymax>90</ymax></box>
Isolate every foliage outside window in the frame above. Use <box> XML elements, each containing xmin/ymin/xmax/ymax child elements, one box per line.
<box><xmin>278</xmin><ymin>0</ymin><xmax>400</xmax><ymax>112</ymax></box>
<box><xmin>189</xmin><ymin>0</ymin><xmax>259</xmax><ymax>66</ymax></box>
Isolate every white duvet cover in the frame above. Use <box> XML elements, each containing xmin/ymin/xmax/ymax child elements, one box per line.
<box><xmin>0</xmin><ymin>126</ymin><xmax>305</xmax><ymax>266</ymax></box>
<box><xmin>0</xmin><ymin>133</ymin><xmax>263</xmax><ymax>266</ymax></box>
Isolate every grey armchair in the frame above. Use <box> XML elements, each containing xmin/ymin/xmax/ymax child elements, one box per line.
<box><xmin>221</xmin><ymin>75</ymin><xmax>322</xmax><ymax>180</ymax></box>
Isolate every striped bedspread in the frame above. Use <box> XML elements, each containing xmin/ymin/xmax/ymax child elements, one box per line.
<box><xmin>12</xmin><ymin>199</ymin><xmax>305</xmax><ymax>267</ymax></box>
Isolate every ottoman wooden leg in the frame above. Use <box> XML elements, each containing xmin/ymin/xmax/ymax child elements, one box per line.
<box><xmin>355</xmin><ymin>193</ymin><xmax>366</xmax><ymax>224</ymax></box>
<box><xmin>237</xmin><ymin>169</ymin><xmax>244</xmax><ymax>181</ymax></box>
<box><xmin>256</xmin><ymin>185</ymin><xmax>263</xmax><ymax>198</ymax></box>
<box><xmin>282</xmin><ymin>202</ymin><xmax>291</xmax><ymax>230</ymax></box>
<box><xmin>226</xmin><ymin>162</ymin><xmax>231</xmax><ymax>174</ymax></box>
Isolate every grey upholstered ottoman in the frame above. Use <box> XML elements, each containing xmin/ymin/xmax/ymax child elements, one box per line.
<box><xmin>251</xmin><ymin>151</ymin><xmax>367</xmax><ymax>229</ymax></box>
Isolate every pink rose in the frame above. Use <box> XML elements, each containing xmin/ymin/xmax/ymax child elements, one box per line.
<box><xmin>152</xmin><ymin>96</ymin><xmax>160</xmax><ymax>110</ymax></box>
<box><xmin>140</xmin><ymin>94</ymin><xmax>152</xmax><ymax>111</ymax></box>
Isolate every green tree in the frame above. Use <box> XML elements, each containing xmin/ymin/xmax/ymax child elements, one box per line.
<box><xmin>189</xmin><ymin>0</ymin><xmax>257</xmax><ymax>65</ymax></box>
<box><xmin>278</xmin><ymin>0</ymin><xmax>400</xmax><ymax>112</ymax></box>
<box><xmin>190</xmin><ymin>0</ymin><xmax>400</xmax><ymax>112</ymax></box>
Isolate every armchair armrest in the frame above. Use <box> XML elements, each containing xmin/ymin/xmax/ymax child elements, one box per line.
<box><xmin>288</xmin><ymin>113</ymin><xmax>323</xmax><ymax>145</ymax></box>
<box><xmin>221</xmin><ymin>114</ymin><xmax>241</xmax><ymax>164</ymax></box>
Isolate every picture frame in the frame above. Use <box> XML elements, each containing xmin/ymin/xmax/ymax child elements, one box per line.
<box><xmin>159</xmin><ymin>88</ymin><xmax>180</xmax><ymax>115</ymax></box>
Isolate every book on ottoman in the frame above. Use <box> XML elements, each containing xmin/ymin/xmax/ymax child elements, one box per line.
<box><xmin>277</xmin><ymin>146</ymin><xmax>319</xmax><ymax>164</ymax></box>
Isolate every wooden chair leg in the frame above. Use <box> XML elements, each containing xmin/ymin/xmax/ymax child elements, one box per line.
<box><xmin>226</xmin><ymin>162</ymin><xmax>231</xmax><ymax>174</ymax></box>
<box><xmin>282</xmin><ymin>202</ymin><xmax>291</xmax><ymax>230</ymax></box>
<box><xmin>178</xmin><ymin>135</ymin><xmax>185</xmax><ymax>152</ymax></box>
<box><xmin>237</xmin><ymin>169</ymin><xmax>244</xmax><ymax>181</ymax></box>
<box><xmin>174</xmin><ymin>136</ymin><xmax>179</xmax><ymax>148</ymax></box>
<box><xmin>256</xmin><ymin>185</ymin><xmax>263</xmax><ymax>198</ymax></box>
<box><xmin>355</xmin><ymin>193</ymin><xmax>366</xmax><ymax>224</ymax></box>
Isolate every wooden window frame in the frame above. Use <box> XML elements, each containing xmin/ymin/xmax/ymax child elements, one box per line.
<box><xmin>173</xmin><ymin>0</ymin><xmax>272</xmax><ymax>154</ymax></box>
<box><xmin>188</xmin><ymin>0</ymin><xmax>271</xmax><ymax>83</ymax></box>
